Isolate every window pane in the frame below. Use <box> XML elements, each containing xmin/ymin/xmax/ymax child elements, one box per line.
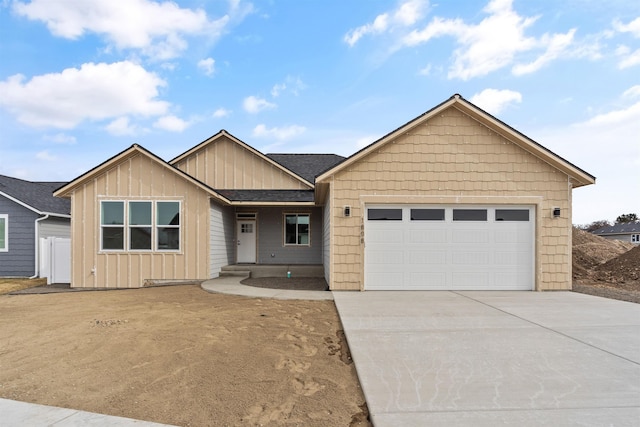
<box><xmin>157</xmin><ymin>202</ymin><xmax>180</xmax><ymax>225</ymax></box>
<box><xmin>495</xmin><ymin>209</ymin><xmax>529</xmax><ymax>221</ymax></box>
<box><xmin>453</xmin><ymin>209</ymin><xmax>487</xmax><ymax>221</ymax></box>
<box><xmin>285</xmin><ymin>215</ymin><xmax>297</xmax><ymax>244</ymax></box>
<box><xmin>102</xmin><ymin>227</ymin><xmax>124</xmax><ymax>250</ymax></box>
<box><xmin>129</xmin><ymin>202</ymin><xmax>151</xmax><ymax>225</ymax></box>
<box><xmin>411</xmin><ymin>209</ymin><xmax>445</xmax><ymax>221</ymax></box>
<box><xmin>0</xmin><ymin>217</ymin><xmax>6</xmax><ymax>249</ymax></box>
<box><xmin>157</xmin><ymin>227</ymin><xmax>179</xmax><ymax>250</ymax></box>
<box><xmin>101</xmin><ymin>201</ymin><xmax>124</xmax><ymax>225</ymax></box>
<box><xmin>298</xmin><ymin>215</ymin><xmax>309</xmax><ymax>244</ymax></box>
<box><xmin>368</xmin><ymin>209</ymin><xmax>402</xmax><ymax>220</ymax></box>
<box><xmin>130</xmin><ymin>227</ymin><xmax>152</xmax><ymax>250</ymax></box>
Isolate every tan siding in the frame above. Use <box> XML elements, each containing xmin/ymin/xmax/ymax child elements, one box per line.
<box><xmin>69</xmin><ymin>153</ymin><xmax>210</xmax><ymax>288</ymax></box>
<box><xmin>329</xmin><ymin>106</ymin><xmax>572</xmax><ymax>291</ymax></box>
<box><xmin>173</xmin><ymin>135</ymin><xmax>307</xmax><ymax>189</ymax></box>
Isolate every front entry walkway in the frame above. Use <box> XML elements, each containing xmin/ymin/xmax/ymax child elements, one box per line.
<box><xmin>333</xmin><ymin>291</ymin><xmax>640</xmax><ymax>426</ymax></box>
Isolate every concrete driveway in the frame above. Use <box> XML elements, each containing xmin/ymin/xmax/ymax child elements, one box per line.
<box><xmin>333</xmin><ymin>291</ymin><xmax>640</xmax><ymax>426</ymax></box>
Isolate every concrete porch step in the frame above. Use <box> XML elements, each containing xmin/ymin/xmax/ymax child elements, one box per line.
<box><xmin>219</xmin><ymin>270</ymin><xmax>251</xmax><ymax>278</ymax></box>
<box><xmin>220</xmin><ymin>264</ymin><xmax>323</xmax><ymax>278</ymax></box>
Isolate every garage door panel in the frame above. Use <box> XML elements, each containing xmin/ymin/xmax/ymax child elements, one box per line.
<box><xmin>365</xmin><ymin>205</ymin><xmax>534</xmax><ymax>291</ymax></box>
<box><xmin>452</xmin><ymin>229</ymin><xmax>489</xmax><ymax>243</ymax></box>
<box><xmin>407</xmin><ymin>251</ymin><xmax>447</xmax><ymax>265</ymax></box>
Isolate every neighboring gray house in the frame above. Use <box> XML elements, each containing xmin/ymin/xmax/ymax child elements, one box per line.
<box><xmin>0</xmin><ymin>174</ymin><xmax>71</xmax><ymax>277</ymax></box>
<box><xmin>592</xmin><ymin>222</ymin><xmax>640</xmax><ymax>245</ymax></box>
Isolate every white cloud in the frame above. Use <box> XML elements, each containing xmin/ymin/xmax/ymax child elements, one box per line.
<box><xmin>43</xmin><ymin>133</ymin><xmax>76</xmax><ymax>144</ymax></box>
<box><xmin>418</xmin><ymin>64</ymin><xmax>432</xmax><ymax>76</ymax></box>
<box><xmin>402</xmin><ymin>0</ymin><xmax>577</xmax><ymax>80</ymax></box>
<box><xmin>243</xmin><ymin>96</ymin><xmax>276</xmax><ymax>114</ymax></box>
<box><xmin>470</xmin><ymin>89</ymin><xmax>522</xmax><ymax>115</ymax></box>
<box><xmin>213</xmin><ymin>108</ymin><xmax>231</xmax><ymax>118</ymax></box>
<box><xmin>13</xmin><ymin>0</ymin><xmax>251</xmax><ymax>60</ymax></box>
<box><xmin>355</xmin><ymin>135</ymin><xmax>380</xmax><ymax>149</ymax></box>
<box><xmin>198</xmin><ymin>57</ymin><xmax>215</xmax><ymax>76</ymax></box>
<box><xmin>0</xmin><ymin>61</ymin><xmax>169</xmax><ymax>128</ymax></box>
<box><xmin>614</xmin><ymin>17</ymin><xmax>640</xmax><ymax>37</ymax></box>
<box><xmin>344</xmin><ymin>0</ymin><xmax>428</xmax><ymax>46</ymax></box>
<box><xmin>106</xmin><ymin>117</ymin><xmax>139</xmax><ymax>136</ymax></box>
<box><xmin>512</xmin><ymin>29</ymin><xmax>576</xmax><ymax>75</ymax></box>
<box><xmin>617</xmin><ymin>46</ymin><xmax>640</xmax><ymax>69</ymax></box>
<box><xmin>623</xmin><ymin>85</ymin><xmax>640</xmax><ymax>99</ymax></box>
<box><xmin>271</xmin><ymin>76</ymin><xmax>306</xmax><ymax>97</ymax></box>
<box><xmin>36</xmin><ymin>150</ymin><xmax>56</xmax><ymax>161</ymax></box>
<box><xmin>153</xmin><ymin>115</ymin><xmax>190</xmax><ymax>132</ymax></box>
<box><xmin>252</xmin><ymin>124</ymin><xmax>306</xmax><ymax>140</ymax></box>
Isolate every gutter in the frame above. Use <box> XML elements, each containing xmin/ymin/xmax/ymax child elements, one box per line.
<box><xmin>29</xmin><ymin>214</ymin><xmax>49</xmax><ymax>279</ymax></box>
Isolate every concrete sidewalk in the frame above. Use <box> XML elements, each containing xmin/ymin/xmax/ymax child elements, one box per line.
<box><xmin>201</xmin><ymin>275</ymin><xmax>333</xmax><ymax>300</ymax></box>
<box><xmin>0</xmin><ymin>398</ymin><xmax>176</xmax><ymax>426</ymax></box>
<box><xmin>333</xmin><ymin>291</ymin><xmax>640</xmax><ymax>426</ymax></box>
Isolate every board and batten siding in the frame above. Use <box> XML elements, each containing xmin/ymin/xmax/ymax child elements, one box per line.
<box><xmin>68</xmin><ymin>153</ymin><xmax>211</xmax><ymax>288</ymax></box>
<box><xmin>0</xmin><ymin>196</ymin><xmax>38</xmax><ymax>276</ymax></box>
<box><xmin>209</xmin><ymin>200</ymin><xmax>235</xmax><ymax>277</ymax></box>
<box><xmin>173</xmin><ymin>135</ymin><xmax>308</xmax><ymax>190</ymax></box>
<box><xmin>327</xmin><ymin>106</ymin><xmax>573</xmax><ymax>291</ymax></box>
<box><xmin>235</xmin><ymin>207</ymin><xmax>323</xmax><ymax>264</ymax></box>
<box><xmin>323</xmin><ymin>191</ymin><xmax>331</xmax><ymax>285</ymax></box>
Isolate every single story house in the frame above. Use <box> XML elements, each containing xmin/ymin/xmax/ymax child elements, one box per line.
<box><xmin>592</xmin><ymin>222</ymin><xmax>640</xmax><ymax>245</ymax></box>
<box><xmin>0</xmin><ymin>174</ymin><xmax>71</xmax><ymax>277</ymax></box>
<box><xmin>54</xmin><ymin>94</ymin><xmax>595</xmax><ymax>291</ymax></box>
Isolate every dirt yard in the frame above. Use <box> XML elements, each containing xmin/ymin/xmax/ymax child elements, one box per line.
<box><xmin>572</xmin><ymin>227</ymin><xmax>640</xmax><ymax>303</ymax></box>
<box><xmin>0</xmin><ymin>285</ymin><xmax>370</xmax><ymax>427</ymax></box>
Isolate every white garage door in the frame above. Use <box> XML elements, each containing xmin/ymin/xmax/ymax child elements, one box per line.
<box><xmin>364</xmin><ymin>205</ymin><xmax>534</xmax><ymax>290</ymax></box>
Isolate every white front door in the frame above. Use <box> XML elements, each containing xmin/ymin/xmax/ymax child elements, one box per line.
<box><xmin>237</xmin><ymin>220</ymin><xmax>256</xmax><ymax>263</ymax></box>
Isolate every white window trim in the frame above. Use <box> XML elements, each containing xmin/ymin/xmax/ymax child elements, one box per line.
<box><xmin>283</xmin><ymin>213</ymin><xmax>311</xmax><ymax>247</ymax></box>
<box><xmin>632</xmin><ymin>234</ymin><xmax>640</xmax><ymax>243</ymax></box>
<box><xmin>0</xmin><ymin>214</ymin><xmax>8</xmax><ymax>252</ymax></box>
<box><xmin>99</xmin><ymin>200</ymin><xmax>181</xmax><ymax>253</ymax></box>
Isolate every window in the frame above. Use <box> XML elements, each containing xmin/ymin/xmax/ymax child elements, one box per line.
<box><xmin>101</xmin><ymin>201</ymin><xmax>125</xmax><ymax>250</ymax></box>
<box><xmin>0</xmin><ymin>214</ymin><xmax>7</xmax><ymax>252</ymax></box>
<box><xmin>100</xmin><ymin>201</ymin><xmax>180</xmax><ymax>251</ymax></box>
<box><xmin>129</xmin><ymin>202</ymin><xmax>152</xmax><ymax>250</ymax></box>
<box><xmin>368</xmin><ymin>209</ymin><xmax>402</xmax><ymax>220</ymax></box>
<box><xmin>285</xmin><ymin>214</ymin><xmax>309</xmax><ymax>245</ymax></box>
<box><xmin>157</xmin><ymin>202</ymin><xmax>180</xmax><ymax>251</ymax></box>
<box><xmin>453</xmin><ymin>209</ymin><xmax>487</xmax><ymax>221</ymax></box>
<box><xmin>632</xmin><ymin>234</ymin><xmax>640</xmax><ymax>243</ymax></box>
<box><xmin>411</xmin><ymin>209</ymin><xmax>445</xmax><ymax>221</ymax></box>
<box><xmin>495</xmin><ymin>209</ymin><xmax>529</xmax><ymax>222</ymax></box>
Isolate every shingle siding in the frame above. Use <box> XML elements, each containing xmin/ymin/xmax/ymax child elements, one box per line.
<box><xmin>0</xmin><ymin>196</ymin><xmax>38</xmax><ymax>276</ymax></box>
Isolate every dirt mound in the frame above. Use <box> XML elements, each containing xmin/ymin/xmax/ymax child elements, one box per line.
<box><xmin>572</xmin><ymin>228</ymin><xmax>634</xmax><ymax>280</ymax></box>
<box><xmin>595</xmin><ymin>245</ymin><xmax>640</xmax><ymax>283</ymax></box>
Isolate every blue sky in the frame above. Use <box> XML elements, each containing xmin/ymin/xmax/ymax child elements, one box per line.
<box><xmin>0</xmin><ymin>0</ymin><xmax>638</xmax><ymax>225</ymax></box>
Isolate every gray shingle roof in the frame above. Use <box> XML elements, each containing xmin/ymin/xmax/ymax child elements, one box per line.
<box><xmin>266</xmin><ymin>154</ymin><xmax>345</xmax><ymax>183</ymax></box>
<box><xmin>592</xmin><ymin>222</ymin><xmax>640</xmax><ymax>235</ymax></box>
<box><xmin>215</xmin><ymin>189</ymin><xmax>315</xmax><ymax>202</ymax></box>
<box><xmin>0</xmin><ymin>174</ymin><xmax>70</xmax><ymax>215</ymax></box>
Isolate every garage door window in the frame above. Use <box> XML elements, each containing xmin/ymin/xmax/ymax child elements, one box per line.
<box><xmin>453</xmin><ymin>209</ymin><xmax>487</xmax><ymax>221</ymax></box>
<box><xmin>411</xmin><ymin>209</ymin><xmax>445</xmax><ymax>221</ymax></box>
<box><xmin>496</xmin><ymin>209</ymin><xmax>530</xmax><ymax>221</ymax></box>
<box><xmin>368</xmin><ymin>209</ymin><xmax>402</xmax><ymax>220</ymax></box>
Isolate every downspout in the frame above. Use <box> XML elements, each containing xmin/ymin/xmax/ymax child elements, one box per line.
<box><xmin>29</xmin><ymin>214</ymin><xmax>49</xmax><ymax>279</ymax></box>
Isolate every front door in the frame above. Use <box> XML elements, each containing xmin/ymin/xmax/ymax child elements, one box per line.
<box><xmin>237</xmin><ymin>220</ymin><xmax>256</xmax><ymax>263</ymax></box>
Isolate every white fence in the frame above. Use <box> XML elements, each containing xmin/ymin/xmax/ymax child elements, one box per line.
<box><xmin>39</xmin><ymin>237</ymin><xmax>71</xmax><ymax>284</ymax></box>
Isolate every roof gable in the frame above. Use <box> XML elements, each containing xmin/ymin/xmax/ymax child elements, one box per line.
<box><xmin>53</xmin><ymin>144</ymin><xmax>230</xmax><ymax>204</ymax></box>
<box><xmin>0</xmin><ymin>174</ymin><xmax>70</xmax><ymax>216</ymax></box>
<box><xmin>316</xmin><ymin>94</ymin><xmax>595</xmax><ymax>188</ymax></box>
<box><xmin>169</xmin><ymin>130</ymin><xmax>314</xmax><ymax>189</ymax></box>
